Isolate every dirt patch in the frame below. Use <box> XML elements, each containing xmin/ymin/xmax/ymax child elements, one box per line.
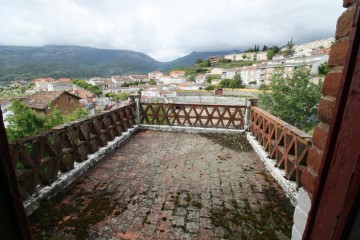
<box><xmin>200</xmin><ymin>133</ymin><xmax>252</xmax><ymax>152</ymax></box>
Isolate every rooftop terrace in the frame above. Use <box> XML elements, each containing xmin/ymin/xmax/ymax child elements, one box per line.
<box><xmin>7</xmin><ymin>98</ymin><xmax>311</xmax><ymax>239</ymax></box>
<box><xmin>29</xmin><ymin>130</ymin><xmax>293</xmax><ymax>239</ymax></box>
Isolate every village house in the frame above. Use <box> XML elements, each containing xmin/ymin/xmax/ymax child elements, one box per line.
<box><xmin>229</xmin><ymin>51</ymin><xmax>267</xmax><ymax>62</ymax></box>
<box><xmin>239</xmin><ymin>65</ymin><xmax>260</xmax><ymax>84</ymax></box>
<box><xmin>129</xmin><ymin>75</ymin><xmax>149</xmax><ymax>82</ymax></box>
<box><xmin>169</xmin><ymin>70</ymin><xmax>185</xmax><ymax>78</ymax></box>
<box><xmin>88</xmin><ymin>78</ymin><xmax>117</xmax><ymax>89</ymax></box>
<box><xmin>208</xmin><ymin>56</ymin><xmax>219</xmax><ymax>65</ymax></box>
<box><xmin>32</xmin><ymin>78</ymin><xmax>56</xmax><ymax>91</ymax></box>
<box><xmin>148</xmin><ymin>71</ymin><xmax>164</xmax><ymax>80</ymax></box>
<box><xmin>156</xmin><ymin>84</ymin><xmax>177</xmax><ymax>92</ymax></box>
<box><xmin>110</xmin><ymin>75</ymin><xmax>133</xmax><ymax>85</ymax></box>
<box><xmin>195</xmin><ymin>74</ymin><xmax>207</xmax><ymax>84</ymax></box>
<box><xmin>177</xmin><ymin>83</ymin><xmax>204</xmax><ymax>91</ymax></box>
<box><xmin>159</xmin><ymin>76</ymin><xmax>186</xmax><ymax>84</ymax></box>
<box><xmin>211</xmin><ymin>79</ymin><xmax>222</xmax><ymax>85</ymax></box>
<box><xmin>67</xmin><ymin>89</ymin><xmax>96</xmax><ymax>115</ymax></box>
<box><xmin>255</xmin><ymin>52</ymin><xmax>267</xmax><ymax>61</ymax></box>
<box><xmin>58</xmin><ymin>78</ymin><xmax>72</xmax><ymax>83</ymax></box>
<box><xmin>221</xmin><ymin>68</ymin><xmax>242</xmax><ymax>79</ymax></box>
<box><xmin>20</xmin><ymin>91</ymin><xmax>81</xmax><ymax>115</ymax></box>
<box><xmin>68</xmin><ymin>89</ymin><xmax>96</xmax><ymax>104</ymax></box>
<box><xmin>141</xmin><ymin>89</ymin><xmax>161</xmax><ymax>98</ymax></box>
<box><xmin>47</xmin><ymin>81</ymin><xmax>74</xmax><ymax>92</ymax></box>
<box><xmin>210</xmin><ymin>68</ymin><xmax>226</xmax><ymax>75</ymax></box>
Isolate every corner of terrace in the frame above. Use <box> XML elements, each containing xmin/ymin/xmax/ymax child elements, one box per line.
<box><xmin>7</xmin><ymin>94</ymin><xmax>313</xmax><ymax>239</ymax></box>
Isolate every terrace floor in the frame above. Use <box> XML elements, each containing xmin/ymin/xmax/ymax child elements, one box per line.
<box><xmin>29</xmin><ymin>130</ymin><xmax>294</xmax><ymax>240</ymax></box>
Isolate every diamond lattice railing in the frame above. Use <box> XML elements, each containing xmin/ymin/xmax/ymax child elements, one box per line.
<box><xmin>9</xmin><ymin>103</ymin><xmax>136</xmax><ymax>199</ymax></box>
<box><xmin>140</xmin><ymin>102</ymin><xmax>247</xmax><ymax>129</ymax></box>
<box><xmin>250</xmin><ymin>106</ymin><xmax>312</xmax><ymax>188</ymax></box>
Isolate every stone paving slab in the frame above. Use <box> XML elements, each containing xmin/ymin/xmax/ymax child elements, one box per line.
<box><xmin>29</xmin><ymin>130</ymin><xmax>294</xmax><ymax>240</ymax></box>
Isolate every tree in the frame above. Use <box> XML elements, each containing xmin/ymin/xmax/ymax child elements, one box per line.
<box><xmin>5</xmin><ymin>100</ymin><xmax>46</xmax><ymax>142</ymax></box>
<box><xmin>242</xmin><ymin>54</ymin><xmax>247</xmax><ymax>60</ymax></box>
<box><xmin>195</xmin><ymin>59</ymin><xmax>204</xmax><ymax>64</ymax></box>
<box><xmin>219</xmin><ymin>74</ymin><xmax>245</xmax><ymax>89</ymax></box>
<box><xmin>318</xmin><ymin>62</ymin><xmax>329</xmax><ymax>75</ymax></box>
<box><xmin>205</xmin><ymin>85</ymin><xmax>216</xmax><ymax>91</ymax></box>
<box><xmin>148</xmin><ymin>80</ymin><xmax>157</xmax><ymax>85</ymax></box>
<box><xmin>106</xmin><ymin>92</ymin><xmax>129</xmax><ymax>102</ymax></box>
<box><xmin>259</xmin><ymin>67</ymin><xmax>322</xmax><ymax>131</ymax></box>
<box><xmin>270</xmin><ymin>45</ymin><xmax>281</xmax><ymax>54</ymax></box>
<box><xmin>206</xmin><ymin>75</ymin><xmax>219</xmax><ymax>84</ymax></box>
<box><xmin>262</xmin><ymin>45</ymin><xmax>268</xmax><ymax>51</ymax></box>
<box><xmin>283</xmin><ymin>38</ymin><xmax>295</xmax><ymax>57</ymax></box>
<box><xmin>266</xmin><ymin>50</ymin><xmax>275</xmax><ymax>60</ymax></box>
<box><xmin>199</xmin><ymin>59</ymin><xmax>211</xmax><ymax>67</ymax></box>
<box><xmin>6</xmin><ymin>100</ymin><xmax>89</xmax><ymax>142</ymax></box>
<box><xmin>72</xmin><ymin>79</ymin><xmax>102</xmax><ymax>96</ymax></box>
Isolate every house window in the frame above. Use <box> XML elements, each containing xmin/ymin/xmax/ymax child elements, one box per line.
<box><xmin>68</xmin><ymin>97</ymin><xmax>71</xmax><ymax>103</ymax></box>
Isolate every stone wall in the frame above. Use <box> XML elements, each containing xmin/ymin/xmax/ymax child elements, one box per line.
<box><xmin>292</xmin><ymin>1</ymin><xmax>358</xmax><ymax>239</ymax></box>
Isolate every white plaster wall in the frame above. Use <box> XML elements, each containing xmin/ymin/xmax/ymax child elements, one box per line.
<box><xmin>292</xmin><ymin>187</ymin><xmax>311</xmax><ymax>240</ymax></box>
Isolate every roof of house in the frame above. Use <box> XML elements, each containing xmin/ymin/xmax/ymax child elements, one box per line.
<box><xmin>49</xmin><ymin>81</ymin><xmax>73</xmax><ymax>86</ymax></box>
<box><xmin>58</xmin><ymin>78</ymin><xmax>72</xmax><ymax>82</ymax></box>
<box><xmin>170</xmin><ymin>70</ymin><xmax>185</xmax><ymax>74</ymax></box>
<box><xmin>21</xmin><ymin>91</ymin><xmax>81</xmax><ymax>110</ymax></box>
<box><xmin>68</xmin><ymin>89</ymin><xmax>95</xmax><ymax>99</ymax></box>
<box><xmin>130</xmin><ymin>75</ymin><xmax>149</xmax><ymax>80</ymax></box>
<box><xmin>32</xmin><ymin>78</ymin><xmax>56</xmax><ymax>83</ymax></box>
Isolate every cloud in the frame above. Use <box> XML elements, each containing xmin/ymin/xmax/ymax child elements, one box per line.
<box><xmin>0</xmin><ymin>0</ymin><xmax>343</xmax><ymax>61</ymax></box>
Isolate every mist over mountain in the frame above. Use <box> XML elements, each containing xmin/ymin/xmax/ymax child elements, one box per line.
<box><xmin>0</xmin><ymin>45</ymin><xmax>240</xmax><ymax>82</ymax></box>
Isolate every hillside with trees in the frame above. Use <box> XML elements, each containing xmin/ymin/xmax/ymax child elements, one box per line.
<box><xmin>0</xmin><ymin>46</ymin><xmax>240</xmax><ymax>83</ymax></box>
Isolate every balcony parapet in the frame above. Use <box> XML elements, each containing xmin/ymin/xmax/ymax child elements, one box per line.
<box><xmin>7</xmin><ymin>99</ymin><xmax>313</xmax><ymax>212</ymax></box>
<box><xmin>249</xmin><ymin>106</ymin><xmax>312</xmax><ymax>191</ymax></box>
<box><xmin>9</xmin><ymin>103</ymin><xmax>137</xmax><ymax>205</ymax></box>
<box><xmin>140</xmin><ymin>102</ymin><xmax>248</xmax><ymax>129</ymax></box>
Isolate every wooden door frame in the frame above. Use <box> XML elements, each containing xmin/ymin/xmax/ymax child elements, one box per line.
<box><xmin>303</xmin><ymin>2</ymin><xmax>360</xmax><ymax>239</ymax></box>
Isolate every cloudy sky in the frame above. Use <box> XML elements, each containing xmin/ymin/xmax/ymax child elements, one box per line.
<box><xmin>0</xmin><ymin>0</ymin><xmax>343</xmax><ymax>61</ymax></box>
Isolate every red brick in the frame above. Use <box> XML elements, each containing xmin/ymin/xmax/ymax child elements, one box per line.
<box><xmin>328</xmin><ymin>41</ymin><xmax>350</xmax><ymax>67</ymax></box>
<box><xmin>323</xmin><ymin>71</ymin><xmax>343</xmax><ymax>96</ymax></box>
<box><xmin>301</xmin><ymin>168</ymin><xmax>318</xmax><ymax>195</ymax></box>
<box><xmin>307</xmin><ymin>146</ymin><xmax>324</xmax><ymax>174</ymax></box>
<box><xmin>336</xmin><ymin>6</ymin><xmax>356</xmax><ymax>39</ymax></box>
<box><xmin>318</xmin><ymin>97</ymin><xmax>336</xmax><ymax>125</ymax></box>
<box><xmin>343</xmin><ymin>0</ymin><xmax>358</xmax><ymax>8</ymax></box>
<box><xmin>312</xmin><ymin>124</ymin><xmax>330</xmax><ymax>150</ymax></box>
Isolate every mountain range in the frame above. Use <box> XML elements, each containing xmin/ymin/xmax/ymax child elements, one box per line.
<box><xmin>0</xmin><ymin>45</ymin><xmax>240</xmax><ymax>82</ymax></box>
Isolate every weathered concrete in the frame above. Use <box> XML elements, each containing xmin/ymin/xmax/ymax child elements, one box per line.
<box><xmin>29</xmin><ymin>130</ymin><xmax>294</xmax><ymax>240</ymax></box>
<box><xmin>140</xmin><ymin>124</ymin><xmax>245</xmax><ymax>135</ymax></box>
<box><xmin>24</xmin><ymin>126</ymin><xmax>139</xmax><ymax>215</ymax></box>
<box><xmin>292</xmin><ymin>187</ymin><xmax>311</xmax><ymax>240</ymax></box>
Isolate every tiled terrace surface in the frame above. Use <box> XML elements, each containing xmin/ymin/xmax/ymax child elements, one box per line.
<box><xmin>29</xmin><ymin>130</ymin><xmax>294</xmax><ymax>240</ymax></box>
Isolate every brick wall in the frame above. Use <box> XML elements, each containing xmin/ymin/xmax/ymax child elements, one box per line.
<box><xmin>291</xmin><ymin>1</ymin><xmax>358</xmax><ymax>239</ymax></box>
<box><xmin>301</xmin><ymin>0</ymin><xmax>358</xmax><ymax>196</ymax></box>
